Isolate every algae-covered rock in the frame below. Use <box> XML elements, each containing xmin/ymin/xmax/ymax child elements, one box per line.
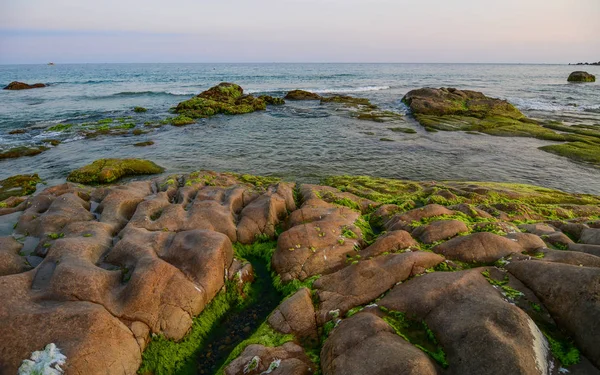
<box><xmin>320</xmin><ymin>95</ymin><xmax>374</xmax><ymax>107</ymax></box>
<box><xmin>133</xmin><ymin>106</ymin><xmax>147</xmax><ymax>113</ymax></box>
<box><xmin>133</xmin><ymin>141</ymin><xmax>154</xmax><ymax>147</ymax></box>
<box><xmin>67</xmin><ymin>158</ymin><xmax>165</xmax><ymax>184</ymax></box>
<box><xmin>0</xmin><ymin>174</ymin><xmax>42</xmax><ymax>202</ymax></box>
<box><xmin>284</xmin><ymin>90</ymin><xmax>322</xmax><ymax>100</ymax></box>
<box><xmin>540</xmin><ymin>141</ymin><xmax>600</xmax><ymax>166</ymax></box>
<box><xmin>3</xmin><ymin>81</ymin><xmax>46</xmax><ymax>90</ymax></box>
<box><xmin>174</xmin><ymin>82</ymin><xmax>268</xmax><ymax>119</ymax></box>
<box><xmin>0</xmin><ymin>146</ymin><xmax>49</xmax><ymax>160</ymax></box>
<box><xmin>568</xmin><ymin>71</ymin><xmax>596</xmax><ymax>82</ymax></box>
<box><xmin>258</xmin><ymin>95</ymin><xmax>285</xmax><ymax>105</ymax></box>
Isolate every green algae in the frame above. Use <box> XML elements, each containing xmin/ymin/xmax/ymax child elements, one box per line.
<box><xmin>134</xmin><ymin>106</ymin><xmax>148</xmax><ymax>113</ymax></box>
<box><xmin>0</xmin><ymin>174</ymin><xmax>42</xmax><ymax>201</ymax></box>
<box><xmin>388</xmin><ymin>127</ymin><xmax>417</xmax><ymax>134</ymax></box>
<box><xmin>481</xmin><ymin>270</ymin><xmax>523</xmax><ymax>301</ymax></box>
<box><xmin>170</xmin><ymin>115</ymin><xmax>196</xmax><ymax>126</ymax></box>
<box><xmin>539</xmin><ymin>142</ymin><xmax>600</xmax><ymax>166</ymax></box>
<box><xmin>0</xmin><ymin>146</ymin><xmax>49</xmax><ymax>160</ymax></box>
<box><xmin>380</xmin><ymin>307</ymin><xmax>448</xmax><ymax>368</ymax></box>
<box><xmin>174</xmin><ymin>83</ymin><xmax>267</xmax><ymax>119</ymax></box>
<box><xmin>67</xmin><ymin>158</ymin><xmax>165</xmax><ymax>184</ymax></box>
<box><xmin>47</xmin><ymin>123</ymin><xmax>73</xmax><ymax>132</ymax></box>
<box><xmin>258</xmin><ymin>95</ymin><xmax>285</xmax><ymax>105</ymax></box>
<box><xmin>139</xmin><ymin>280</ymin><xmax>248</xmax><ymax>375</ymax></box>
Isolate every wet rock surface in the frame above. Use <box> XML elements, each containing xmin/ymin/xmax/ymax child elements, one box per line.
<box><xmin>3</xmin><ymin>81</ymin><xmax>46</xmax><ymax>90</ymax></box>
<box><xmin>1</xmin><ymin>172</ymin><xmax>600</xmax><ymax>374</ymax></box>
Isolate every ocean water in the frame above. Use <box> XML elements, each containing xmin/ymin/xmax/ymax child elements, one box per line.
<box><xmin>1</xmin><ymin>63</ymin><xmax>599</xmax><ymax>194</ymax></box>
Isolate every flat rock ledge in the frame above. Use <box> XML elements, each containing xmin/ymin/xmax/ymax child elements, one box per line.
<box><xmin>1</xmin><ymin>172</ymin><xmax>600</xmax><ymax>375</ymax></box>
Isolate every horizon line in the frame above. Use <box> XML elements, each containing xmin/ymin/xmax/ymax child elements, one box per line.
<box><xmin>0</xmin><ymin>61</ymin><xmax>583</xmax><ymax>66</ymax></box>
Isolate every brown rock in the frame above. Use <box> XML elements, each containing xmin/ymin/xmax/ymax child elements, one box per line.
<box><xmin>385</xmin><ymin>204</ymin><xmax>455</xmax><ymax>232</ymax></box>
<box><xmin>0</xmin><ymin>237</ymin><xmax>28</xmax><ymax>276</ymax></box>
<box><xmin>379</xmin><ymin>269</ymin><xmax>558</xmax><ymax>375</ymax></box>
<box><xmin>505</xmin><ymin>232</ymin><xmax>546</xmax><ymax>251</ymax></box>
<box><xmin>531</xmin><ymin>248</ymin><xmax>600</xmax><ymax>268</ymax></box>
<box><xmin>3</xmin><ymin>81</ymin><xmax>46</xmax><ymax>90</ymax></box>
<box><xmin>411</xmin><ymin>219</ymin><xmax>468</xmax><ymax>244</ymax></box>
<box><xmin>518</xmin><ymin>223</ymin><xmax>557</xmax><ymax>236</ymax></box>
<box><xmin>284</xmin><ymin>90</ymin><xmax>322</xmax><ymax>100</ymax></box>
<box><xmin>360</xmin><ymin>230</ymin><xmax>418</xmax><ymax>258</ymax></box>
<box><xmin>568</xmin><ymin>243</ymin><xmax>600</xmax><ymax>257</ymax></box>
<box><xmin>507</xmin><ymin>260</ymin><xmax>600</xmax><ymax>367</ymax></box>
<box><xmin>580</xmin><ymin>228</ymin><xmax>600</xmax><ymax>245</ymax></box>
<box><xmin>321</xmin><ymin>311</ymin><xmax>440</xmax><ymax>375</ymax></box>
<box><xmin>268</xmin><ymin>288</ymin><xmax>318</xmax><ymax>344</ymax></box>
<box><xmin>224</xmin><ymin>342</ymin><xmax>313</xmax><ymax>375</ymax></box>
<box><xmin>433</xmin><ymin>232</ymin><xmax>523</xmax><ymax>263</ymax></box>
<box><xmin>314</xmin><ymin>252</ymin><xmax>443</xmax><ymax>324</ymax></box>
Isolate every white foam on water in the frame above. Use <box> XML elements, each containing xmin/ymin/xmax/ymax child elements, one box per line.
<box><xmin>18</xmin><ymin>343</ymin><xmax>67</xmax><ymax>375</ymax></box>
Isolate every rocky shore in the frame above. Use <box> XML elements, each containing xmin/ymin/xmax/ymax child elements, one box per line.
<box><xmin>1</xmin><ymin>164</ymin><xmax>600</xmax><ymax>374</ymax></box>
<box><xmin>2</xmin><ymin>82</ymin><xmax>598</xmax><ymax>170</ymax></box>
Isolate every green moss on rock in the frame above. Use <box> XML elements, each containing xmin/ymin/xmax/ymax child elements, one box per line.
<box><xmin>258</xmin><ymin>95</ymin><xmax>285</xmax><ymax>105</ymax></box>
<box><xmin>567</xmin><ymin>71</ymin><xmax>595</xmax><ymax>82</ymax></box>
<box><xmin>0</xmin><ymin>174</ymin><xmax>42</xmax><ymax>201</ymax></box>
<box><xmin>67</xmin><ymin>158</ymin><xmax>165</xmax><ymax>184</ymax></box>
<box><xmin>174</xmin><ymin>83</ymin><xmax>268</xmax><ymax>119</ymax></box>
<box><xmin>0</xmin><ymin>146</ymin><xmax>49</xmax><ymax>159</ymax></box>
<box><xmin>133</xmin><ymin>106</ymin><xmax>148</xmax><ymax>113</ymax></box>
<box><xmin>539</xmin><ymin>142</ymin><xmax>600</xmax><ymax>166</ymax></box>
<box><xmin>284</xmin><ymin>90</ymin><xmax>322</xmax><ymax>101</ymax></box>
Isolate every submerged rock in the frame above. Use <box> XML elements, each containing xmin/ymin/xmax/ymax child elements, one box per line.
<box><xmin>568</xmin><ymin>71</ymin><xmax>596</xmax><ymax>82</ymax></box>
<box><xmin>284</xmin><ymin>90</ymin><xmax>322</xmax><ymax>100</ymax></box>
<box><xmin>67</xmin><ymin>158</ymin><xmax>164</xmax><ymax>184</ymax></box>
<box><xmin>3</xmin><ymin>81</ymin><xmax>46</xmax><ymax>90</ymax></box>
<box><xmin>0</xmin><ymin>146</ymin><xmax>49</xmax><ymax>160</ymax></box>
<box><xmin>174</xmin><ymin>82</ymin><xmax>269</xmax><ymax>118</ymax></box>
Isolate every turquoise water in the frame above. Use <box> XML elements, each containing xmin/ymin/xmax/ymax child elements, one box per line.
<box><xmin>1</xmin><ymin>63</ymin><xmax>599</xmax><ymax>193</ymax></box>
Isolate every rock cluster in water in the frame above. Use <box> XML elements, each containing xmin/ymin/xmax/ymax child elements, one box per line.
<box><xmin>402</xmin><ymin>87</ymin><xmax>600</xmax><ymax>167</ymax></box>
<box><xmin>568</xmin><ymin>71</ymin><xmax>596</xmax><ymax>82</ymax></box>
<box><xmin>1</xmin><ymin>169</ymin><xmax>600</xmax><ymax>374</ymax></box>
<box><xmin>3</xmin><ymin>81</ymin><xmax>46</xmax><ymax>90</ymax></box>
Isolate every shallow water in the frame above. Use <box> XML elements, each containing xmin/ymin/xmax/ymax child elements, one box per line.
<box><xmin>1</xmin><ymin>63</ymin><xmax>599</xmax><ymax>194</ymax></box>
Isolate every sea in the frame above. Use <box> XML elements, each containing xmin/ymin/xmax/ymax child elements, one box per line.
<box><xmin>1</xmin><ymin>63</ymin><xmax>599</xmax><ymax>194</ymax></box>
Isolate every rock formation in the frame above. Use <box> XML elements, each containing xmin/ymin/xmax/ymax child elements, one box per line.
<box><xmin>2</xmin><ymin>171</ymin><xmax>600</xmax><ymax>374</ymax></box>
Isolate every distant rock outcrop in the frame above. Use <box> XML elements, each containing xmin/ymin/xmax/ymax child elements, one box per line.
<box><xmin>284</xmin><ymin>90</ymin><xmax>322</xmax><ymax>100</ymax></box>
<box><xmin>3</xmin><ymin>81</ymin><xmax>46</xmax><ymax>90</ymax></box>
<box><xmin>567</xmin><ymin>71</ymin><xmax>596</xmax><ymax>82</ymax></box>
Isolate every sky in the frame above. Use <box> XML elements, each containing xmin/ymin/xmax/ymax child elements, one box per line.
<box><xmin>0</xmin><ymin>0</ymin><xmax>598</xmax><ymax>64</ymax></box>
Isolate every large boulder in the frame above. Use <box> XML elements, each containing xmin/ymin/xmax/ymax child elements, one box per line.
<box><xmin>568</xmin><ymin>71</ymin><xmax>596</xmax><ymax>82</ymax></box>
<box><xmin>174</xmin><ymin>82</ymin><xmax>270</xmax><ymax>118</ymax></box>
<box><xmin>379</xmin><ymin>269</ymin><xmax>558</xmax><ymax>375</ymax></box>
<box><xmin>268</xmin><ymin>288</ymin><xmax>318</xmax><ymax>344</ymax></box>
<box><xmin>314</xmin><ymin>251</ymin><xmax>443</xmax><ymax>324</ymax></box>
<box><xmin>402</xmin><ymin>87</ymin><xmax>524</xmax><ymax>119</ymax></box>
<box><xmin>321</xmin><ymin>311</ymin><xmax>440</xmax><ymax>375</ymax></box>
<box><xmin>507</xmin><ymin>260</ymin><xmax>600</xmax><ymax>367</ymax></box>
<box><xmin>3</xmin><ymin>81</ymin><xmax>46</xmax><ymax>90</ymax></box>
<box><xmin>432</xmin><ymin>232</ymin><xmax>523</xmax><ymax>263</ymax></box>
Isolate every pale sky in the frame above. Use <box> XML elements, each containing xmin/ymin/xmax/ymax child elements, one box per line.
<box><xmin>0</xmin><ymin>0</ymin><xmax>598</xmax><ymax>64</ymax></box>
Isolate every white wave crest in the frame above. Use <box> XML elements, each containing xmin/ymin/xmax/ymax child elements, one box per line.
<box><xmin>245</xmin><ymin>86</ymin><xmax>391</xmax><ymax>95</ymax></box>
<box><xmin>313</xmin><ymin>85</ymin><xmax>391</xmax><ymax>93</ymax></box>
<box><xmin>510</xmin><ymin>98</ymin><xmax>600</xmax><ymax>112</ymax></box>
